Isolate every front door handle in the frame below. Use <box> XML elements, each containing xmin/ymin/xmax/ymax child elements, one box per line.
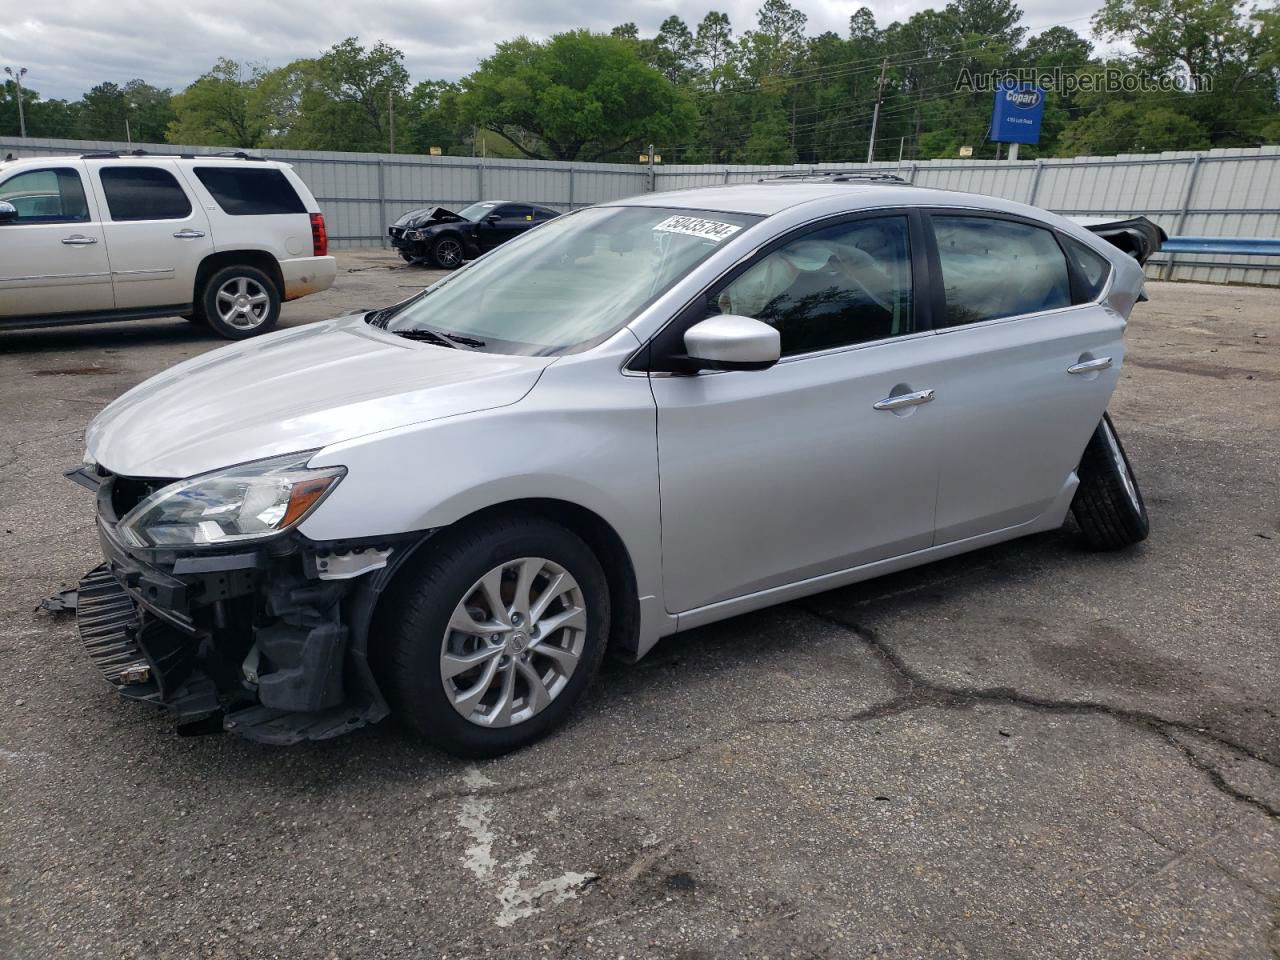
<box><xmin>173</xmin><ymin>229</ymin><xmax>206</xmax><ymax>239</ymax></box>
<box><xmin>1068</xmin><ymin>357</ymin><xmax>1113</xmax><ymax>375</ymax></box>
<box><xmin>61</xmin><ymin>235</ymin><xmax>98</xmax><ymax>245</ymax></box>
<box><xmin>874</xmin><ymin>388</ymin><xmax>935</xmax><ymax>411</ymax></box>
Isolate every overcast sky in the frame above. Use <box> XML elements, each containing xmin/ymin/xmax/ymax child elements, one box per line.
<box><xmin>3</xmin><ymin>0</ymin><xmax>1104</xmax><ymax>101</ymax></box>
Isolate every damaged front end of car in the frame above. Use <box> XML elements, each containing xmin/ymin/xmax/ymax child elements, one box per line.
<box><xmin>65</xmin><ymin>455</ymin><xmax>427</xmax><ymax>744</ymax></box>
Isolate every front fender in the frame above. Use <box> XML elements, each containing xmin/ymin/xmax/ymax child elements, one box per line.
<box><xmin>298</xmin><ymin>344</ymin><xmax>665</xmax><ymax>648</ymax></box>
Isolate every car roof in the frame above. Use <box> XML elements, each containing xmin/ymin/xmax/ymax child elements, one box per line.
<box><xmin>0</xmin><ymin>154</ymin><xmax>290</xmax><ymax>173</ymax></box>
<box><xmin>610</xmin><ymin>181</ymin><xmax>1044</xmax><ymax>220</ymax></box>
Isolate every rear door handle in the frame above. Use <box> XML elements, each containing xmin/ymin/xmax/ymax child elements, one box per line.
<box><xmin>1068</xmin><ymin>357</ymin><xmax>1113</xmax><ymax>375</ymax></box>
<box><xmin>874</xmin><ymin>388</ymin><xmax>935</xmax><ymax>411</ymax></box>
<box><xmin>173</xmin><ymin>229</ymin><xmax>206</xmax><ymax>239</ymax></box>
<box><xmin>61</xmin><ymin>235</ymin><xmax>98</xmax><ymax>245</ymax></box>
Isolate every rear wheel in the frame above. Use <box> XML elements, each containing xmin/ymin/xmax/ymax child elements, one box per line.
<box><xmin>430</xmin><ymin>235</ymin><xmax>464</xmax><ymax>269</ymax></box>
<box><xmin>378</xmin><ymin>517</ymin><xmax>609</xmax><ymax>757</ymax></box>
<box><xmin>1071</xmin><ymin>413</ymin><xmax>1150</xmax><ymax>550</ymax></box>
<box><xmin>199</xmin><ymin>264</ymin><xmax>281</xmax><ymax>340</ymax></box>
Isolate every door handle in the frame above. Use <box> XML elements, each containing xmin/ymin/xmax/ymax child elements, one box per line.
<box><xmin>61</xmin><ymin>235</ymin><xmax>98</xmax><ymax>245</ymax></box>
<box><xmin>1068</xmin><ymin>357</ymin><xmax>1113</xmax><ymax>375</ymax></box>
<box><xmin>173</xmin><ymin>229</ymin><xmax>206</xmax><ymax>239</ymax></box>
<box><xmin>874</xmin><ymin>388</ymin><xmax>935</xmax><ymax>411</ymax></box>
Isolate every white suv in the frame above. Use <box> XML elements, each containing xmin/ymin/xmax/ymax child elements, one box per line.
<box><xmin>0</xmin><ymin>151</ymin><xmax>336</xmax><ymax>339</ymax></box>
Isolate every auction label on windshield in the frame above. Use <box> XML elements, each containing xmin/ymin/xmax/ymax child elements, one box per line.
<box><xmin>653</xmin><ymin>215</ymin><xmax>742</xmax><ymax>242</ymax></box>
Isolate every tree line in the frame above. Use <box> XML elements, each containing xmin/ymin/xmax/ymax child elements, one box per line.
<box><xmin>4</xmin><ymin>0</ymin><xmax>1279</xmax><ymax>163</ymax></box>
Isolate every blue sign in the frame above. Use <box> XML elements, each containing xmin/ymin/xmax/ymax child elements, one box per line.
<box><xmin>990</xmin><ymin>82</ymin><xmax>1045</xmax><ymax>145</ymax></box>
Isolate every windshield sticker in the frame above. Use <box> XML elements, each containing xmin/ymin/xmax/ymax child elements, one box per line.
<box><xmin>653</xmin><ymin>215</ymin><xmax>742</xmax><ymax>243</ymax></box>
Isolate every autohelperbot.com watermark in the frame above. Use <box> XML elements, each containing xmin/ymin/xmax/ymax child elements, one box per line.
<box><xmin>955</xmin><ymin>66</ymin><xmax>1211</xmax><ymax>95</ymax></box>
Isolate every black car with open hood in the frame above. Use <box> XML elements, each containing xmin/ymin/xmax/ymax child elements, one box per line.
<box><xmin>387</xmin><ymin>200</ymin><xmax>560</xmax><ymax>268</ymax></box>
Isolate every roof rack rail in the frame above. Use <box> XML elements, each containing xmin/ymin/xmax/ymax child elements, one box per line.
<box><xmin>79</xmin><ymin>149</ymin><xmax>266</xmax><ymax>162</ymax></box>
<box><xmin>759</xmin><ymin>171</ymin><xmax>911</xmax><ymax>184</ymax></box>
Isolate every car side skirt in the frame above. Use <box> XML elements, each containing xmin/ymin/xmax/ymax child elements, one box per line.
<box><xmin>0</xmin><ymin>304</ymin><xmax>193</xmax><ymax>330</ymax></box>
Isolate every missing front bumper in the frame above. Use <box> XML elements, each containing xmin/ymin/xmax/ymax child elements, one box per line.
<box><xmin>73</xmin><ymin>539</ymin><xmax>407</xmax><ymax>744</ymax></box>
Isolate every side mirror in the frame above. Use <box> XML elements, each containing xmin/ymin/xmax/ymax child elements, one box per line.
<box><xmin>682</xmin><ymin>315</ymin><xmax>780</xmax><ymax>372</ymax></box>
<box><xmin>0</xmin><ymin>201</ymin><xmax>17</xmax><ymax>224</ymax></box>
<box><xmin>485</xmin><ymin>213</ymin><xmax>501</xmax><ymax>223</ymax></box>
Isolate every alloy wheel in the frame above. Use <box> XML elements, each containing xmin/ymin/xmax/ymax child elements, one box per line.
<box><xmin>214</xmin><ymin>276</ymin><xmax>271</xmax><ymax>330</ymax></box>
<box><xmin>1104</xmin><ymin>419</ymin><xmax>1141</xmax><ymax>512</ymax></box>
<box><xmin>435</xmin><ymin>239</ymin><xmax>462</xmax><ymax>268</ymax></box>
<box><xmin>440</xmin><ymin>557</ymin><xmax>587</xmax><ymax>728</ymax></box>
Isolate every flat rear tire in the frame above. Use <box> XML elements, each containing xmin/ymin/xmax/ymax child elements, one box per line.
<box><xmin>1071</xmin><ymin>413</ymin><xmax>1150</xmax><ymax>550</ymax></box>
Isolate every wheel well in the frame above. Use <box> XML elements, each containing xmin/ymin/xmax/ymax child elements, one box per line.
<box><xmin>383</xmin><ymin>499</ymin><xmax>642</xmax><ymax>658</ymax></box>
<box><xmin>194</xmin><ymin>251</ymin><xmax>285</xmax><ymax>304</ymax></box>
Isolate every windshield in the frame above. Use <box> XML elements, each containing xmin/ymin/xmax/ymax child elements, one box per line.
<box><xmin>457</xmin><ymin>201</ymin><xmax>500</xmax><ymax>222</ymax></box>
<box><xmin>377</xmin><ymin>206</ymin><xmax>762</xmax><ymax>355</ymax></box>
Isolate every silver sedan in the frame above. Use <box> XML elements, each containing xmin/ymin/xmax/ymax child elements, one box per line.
<box><xmin>74</xmin><ymin>175</ymin><xmax>1153</xmax><ymax>757</ymax></box>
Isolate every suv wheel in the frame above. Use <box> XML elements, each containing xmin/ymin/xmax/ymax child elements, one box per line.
<box><xmin>378</xmin><ymin>517</ymin><xmax>609</xmax><ymax>757</ymax></box>
<box><xmin>199</xmin><ymin>265</ymin><xmax>281</xmax><ymax>340</ymax></box>
<box><xmin>430</xmin><ymin>235</ymin><xmax>464</xmax><ymax>269</ymax></box>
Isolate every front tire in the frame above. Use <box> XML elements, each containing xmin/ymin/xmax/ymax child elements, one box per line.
<box><xmin>378</xmin><ymin>517</ymin><xmax>609</xmax><ymax>758</ymax></box>
<box><xmin>430</xmin><ymin>235</ymin><xmax>465</xmax><ymax>270</ymax></box>
<box><xmin>199</xmin><ymin>264</ymin><xmax>281</xmax><ymax>340</ymax></box>
<box><xmin>1071</xmin><ymin>413</ymin><xmax>1150</xmax><ymax>550</ymax></box>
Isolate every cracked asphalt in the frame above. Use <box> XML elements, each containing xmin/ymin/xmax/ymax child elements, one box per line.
<box><xmin>1</xmin><ymin>252</ymin><xmax>1277</xmax><ymax>959</ymax></box>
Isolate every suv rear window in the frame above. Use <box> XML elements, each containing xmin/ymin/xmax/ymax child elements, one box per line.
<box><xmin>99</xmin><ymin>167</ymin><xmax>192</xmax><ymax>221</ymax></box>
<box><xmin>193</xmin><ymin>167</ymin><xmax>306</xmax><ymax>216</ymax></box>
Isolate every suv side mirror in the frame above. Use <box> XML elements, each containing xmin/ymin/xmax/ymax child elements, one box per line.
<box><xmin>683</xmin><ymin>315</ymin><xmax>780</xmax><ymax>372</ymax></box>
<box><xmin>0</xmin><ymin>201</ymin><xmax>17</xmax><ymax>224</ymax></box>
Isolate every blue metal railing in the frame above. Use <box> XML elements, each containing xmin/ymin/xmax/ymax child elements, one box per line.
<box><xmin>1162</xmin><ymin>236</ymin><xmax>1280</xmax><ymax>256</ymax></box>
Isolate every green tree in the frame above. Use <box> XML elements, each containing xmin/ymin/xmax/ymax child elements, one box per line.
<box><xmin>403</xmin><ymin>79</ymin><xmax>468</xmax><ymax>155</ymax></box>
<box><xmin>457</xmin><ymin>30</ymin><xmax>697</xmax><ymax>161</ymax></box>
<box><xmin>78</xmin><ymin>80</ymin><xmax>173</xmax><ymax>142</ymax></box>
<box><xmin>169</xmin><ymin>59</ymin><xmax>267</xmax><ymax>147</ymax></box>
<box><xmin>287</xmin><ymin>38</ymin><xmax>410</xmax><ymax>151</ymax></box>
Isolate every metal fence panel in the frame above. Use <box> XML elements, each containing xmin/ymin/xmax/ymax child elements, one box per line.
<box><xmin>3</xmin><ymin>136</ymin><xmax>1277</xmax><ymax>284</ymax></box>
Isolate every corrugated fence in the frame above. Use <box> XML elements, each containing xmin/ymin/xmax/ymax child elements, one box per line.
<box><xmin>4</xmin><ymin>136</ymin><xmax>1279</xmax><ymax>285</ymax></box>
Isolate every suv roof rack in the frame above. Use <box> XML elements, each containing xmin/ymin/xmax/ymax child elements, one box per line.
<box><xmin>759</xmin><ymin>171</ymin><xmax>910</xmax><ymax>184</ymax></box>
<box><xmin>79</xmin><ymin>149</ymin><xmax>267</xmax><ymax>162</ymax></box>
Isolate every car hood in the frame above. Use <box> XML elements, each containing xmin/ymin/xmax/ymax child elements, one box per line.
<box><xmin>393</xmin><ymin>206</ymin><xmax>465</xmax><ymax>229</ymax></box>
<box><xmin>86</xmin><ymin>314</ymin><xmax>554</xmax><ymax>479</ymax></box>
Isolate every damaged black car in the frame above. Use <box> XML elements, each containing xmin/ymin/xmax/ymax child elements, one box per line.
<box><xmin>388</xmin><ymin>200</ymin><xmax>559</xmax><ymax>268</ymax></box>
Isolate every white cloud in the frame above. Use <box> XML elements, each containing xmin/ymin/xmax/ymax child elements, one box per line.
<box><xmin>1</xmin><ymin>0</ymin><xmax>1108</xmax><ymax>101</ymax></box>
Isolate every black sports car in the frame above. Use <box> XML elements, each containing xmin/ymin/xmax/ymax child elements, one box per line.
<box><xmin>388</xmin><ymin>200</ymin><xmax>560</xmax><ymax>268</ymax></box>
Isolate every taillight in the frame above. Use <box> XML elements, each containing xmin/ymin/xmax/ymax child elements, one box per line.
<box><xmin>310</xmin><ymin>213</ymin><xmax>328</xmax><ymax>257</ymax></box>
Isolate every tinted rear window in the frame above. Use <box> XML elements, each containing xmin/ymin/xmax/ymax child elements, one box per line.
<box><xmin>194</xmin><ymin>167</ymin><xmax>306</xmax><ymax>216</ymax></box>
<box><xmin>1060</xmin><ymin>235</ymin><xmax>1112</xmax><ymax>302</ymax></box>
<box><xmin>932</xmin><ymin>215</ymin><xmax>1071</xmax><ymax>326</ymax></box>
<box><xmin>99</xmin><ymin>167</ymin><xmax>192</xmax><ymax>221</ymax></box>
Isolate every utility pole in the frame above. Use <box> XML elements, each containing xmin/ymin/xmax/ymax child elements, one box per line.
<box><xmin>866</xmin><ymin>58</ymin><xmax>887</xmax><ymax>164</ymax></box>
<box><xmin>388</xmin><ymin>89</ymin><xmax>395</xmax><ymax>153</ymax></box>
<box><xmin>4</xmin><ymin>66</ymin><xmax>27</xmax><ymax>138</ymax></box>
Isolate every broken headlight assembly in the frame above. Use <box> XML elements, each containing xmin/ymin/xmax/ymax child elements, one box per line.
<box><xmin>117</xmin><ymin>451</ymin><xmax>346</xmax><ymax>548</ymax></box>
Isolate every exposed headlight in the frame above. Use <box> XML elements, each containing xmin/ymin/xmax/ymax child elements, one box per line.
<box><xmin>118</xmin><ymin>452</ymin><xmax>345</xmax><ymax>548</ymax></box>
